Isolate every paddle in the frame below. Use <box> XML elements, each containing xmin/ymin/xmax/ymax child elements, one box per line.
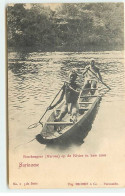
<box><xmin>87</xmin><ymin>68</ymin><xmax>111</xmax><ymax>90</ymax></box>
<box><xmin>82</xmin><ymin>68</ymin><xmax>89</xmax><ymax>76</ymax></box>
<box><xmin>28</xmin><ymin>85</ymin><xmax>63</xmax><ymax>129</ymax></box>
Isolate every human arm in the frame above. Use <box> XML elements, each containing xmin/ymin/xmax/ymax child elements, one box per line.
<box><xmin>88</xmin><ymin>66</ymin><xmax>103</xmax><ymax>82</ymax></box>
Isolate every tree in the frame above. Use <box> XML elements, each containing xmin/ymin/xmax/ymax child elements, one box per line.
<box><xmin>7</xmin><ymin>3</ymin><xmax>124</xmax><ymax>51</ymax></box>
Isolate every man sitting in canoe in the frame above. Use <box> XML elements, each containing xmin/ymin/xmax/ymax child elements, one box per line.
<box><xmin>83</xmin><ymin>60</ymin><xmax>102</xmax><ymax>95</ymax></box>
<box><xmin>48</xmin><ymin>70</ymin><xmax>80</xmax><ymax>123</ymax></box>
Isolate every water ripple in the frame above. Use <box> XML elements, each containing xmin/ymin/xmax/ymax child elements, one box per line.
<box><xmin>8</xmin><ymin>51</ymin><xmax>124</xmax><ymax>121</ymax></box>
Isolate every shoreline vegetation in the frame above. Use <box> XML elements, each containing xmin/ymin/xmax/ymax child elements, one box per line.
<box><xmin>7</xmin><ymin>3</ymin><xmax>124</xmax><ymax>52</ymax></box>
<box><xmin>8</xmin><ymin>47</ymin><xmax>124</xmax><ymax>53</ymax></box>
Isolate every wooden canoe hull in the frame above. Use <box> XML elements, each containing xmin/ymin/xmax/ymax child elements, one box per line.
<box><xmin>36</xmin><ymin>96</ymin><xmax>102</xmax><ymax>144</ymax></box>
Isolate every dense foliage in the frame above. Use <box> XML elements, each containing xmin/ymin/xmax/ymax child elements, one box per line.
<box><xmin>7</xmin><ymin>3</ymin><xmax>124</xmax><ymax>51</ymax></box>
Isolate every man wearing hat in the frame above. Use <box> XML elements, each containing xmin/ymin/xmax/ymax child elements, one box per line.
<box><xmin>48</xmin><ymin>70</ymin><xmax>80</xmax><ymax>122</ymax></box>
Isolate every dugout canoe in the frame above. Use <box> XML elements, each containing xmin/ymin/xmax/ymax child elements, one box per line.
<box><xmin>36</xmin><ymin>87</ymin><xmax>102</xmax><ymax>144</ymax></box>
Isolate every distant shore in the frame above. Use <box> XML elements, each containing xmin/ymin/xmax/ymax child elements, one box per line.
<box><xmin>8</xmin><ymin>46</ymin><xmax>124</xmax><ymax>53</ymax></box>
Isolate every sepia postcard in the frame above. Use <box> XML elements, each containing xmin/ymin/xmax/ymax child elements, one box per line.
<box><xmin>7</xmin><ymin>2</ymin><xmax>125</xmax><ymax>189</ymax></box>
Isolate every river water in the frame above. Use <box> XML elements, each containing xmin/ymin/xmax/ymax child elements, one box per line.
<box><xmin>8</xmin><ymin>51</ymin><xmax>125</xmax><ymax>153</ymax></box>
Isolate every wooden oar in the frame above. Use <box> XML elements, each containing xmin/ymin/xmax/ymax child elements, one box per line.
<box><xmin>88</xmin><ymin>68</ymin><xmax>111</xmax><ymax>90</ymax></box>
<box><xmin>39</xmin><ymin>86</ymin><xmax>63</xmax><ymax>122</ymax></box>
<box><xmin>28</xmin><ymin>86</ymin><xmax>63</xmax><ymax>129</ymax></box>
<box><xmin>82</xmin><ymin>68</ymin><xmax>89</xmax><ymax>77</ymax></box>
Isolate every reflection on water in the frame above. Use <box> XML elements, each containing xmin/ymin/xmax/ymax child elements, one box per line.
<box><xmin>8</xmin><ymin>51</ymin><xmax>125</xmax><ymax>150</ymax></box>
